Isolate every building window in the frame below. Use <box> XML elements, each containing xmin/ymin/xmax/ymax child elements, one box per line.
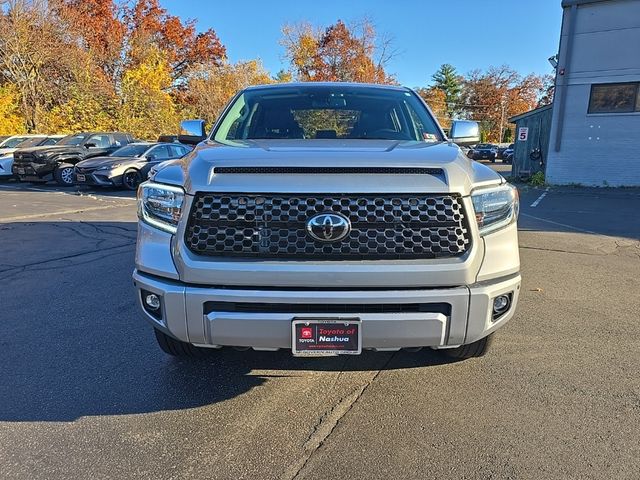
<box><xmin>588</xmin><ymin>82</ymin><xmax>640</xmax><ymax>114</ymax></box>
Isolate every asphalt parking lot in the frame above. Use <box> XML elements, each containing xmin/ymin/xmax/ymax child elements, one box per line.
<box><xmin>1</xmin><ymin>178</ymin><xmax>639</xmax><ymax>479</ymax></box>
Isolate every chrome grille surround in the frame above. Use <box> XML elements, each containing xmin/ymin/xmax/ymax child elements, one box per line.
<box><xmin>185</xmin><ymin>193</ymin><xmax>471</xmax><ymax>260</ymax></box>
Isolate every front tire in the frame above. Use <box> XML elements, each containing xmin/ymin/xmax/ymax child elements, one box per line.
<box><xmin>154</xmin><ymin>329</ymin><xmax>213</xmax><ymax>358</ymax></box>
<box><xmin>54</xmin><ymin>164</ymin><xmax>75</xmax><ymax>186</ymax></box>
<box><xmin>122</xmin><ymin>168</ymin><xmax>142</xmax><ymax>190</ymax></box>
<box><xmin>442</xmin><ymin>334</ymin><xmax>493</xmax><ymax>360</ymax></box>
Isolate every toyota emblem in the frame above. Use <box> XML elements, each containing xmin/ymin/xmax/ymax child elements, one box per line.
<box><xmin>306</xmin><ymin>213</ymin><xmax>351</xmax><ymax>242</ymax></box>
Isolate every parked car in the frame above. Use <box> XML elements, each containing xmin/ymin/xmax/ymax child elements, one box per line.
<box><xmin>502</xmin><ymin>144</ymin><xmax>515</xmax><ymax>164</ymax></box>
<box><xmin>74</xmin><ymin>142</ymin><xmax>192</xmax><ymax>190</ymax></box>
<box><xmin>148</xmin><ymin>158</ymin><xmax>180</xmax><ymax>179</ymax></box>
<box><xmin>469</xmin><ymin>143</ymin><xmax>498</xmax><ymax>162</ymax></box>
<box><xmin>12</xmin><ymin>132</ymin><xmax>135</xmax><ymax>186</ymax></box>
<box><xmin>496</xmin><ymin>144</ymin><xmax>510</xmax><ymax>159</ymax></box>
<box><xmin>134</xmin><ymin>83</ymin><xmax>520</xmax><ymax>361</ymax></box>
<box><xmin>0</xmin><ymin>135</ymin><xmax>64</xmax><ymax>179</ymax></box>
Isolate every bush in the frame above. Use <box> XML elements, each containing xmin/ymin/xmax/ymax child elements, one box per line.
<box><xmin>529</xmin><ymin>171</ymin><xmax>545</xmax><ymax>187</ymax></box>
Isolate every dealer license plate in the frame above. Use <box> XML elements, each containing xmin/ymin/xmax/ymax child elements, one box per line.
<box><xmin>292</xmin><ymin>318</ymin><xmax>361</xmax><ymax>357</ymax></box>
<box><xmin>76</xmin><ymin>174</ymin><xmax>86</xmax><ymax>182</ymax></box>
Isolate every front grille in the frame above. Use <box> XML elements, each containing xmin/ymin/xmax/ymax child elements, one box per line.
<box><xmin>74</xmin><ymin>166</ymin><xmax>94</xmax><ymax>174</ymax></box>
<box><xmin>185</xmin><ymin>193</ymin><xmax>471</xmax><ymax>260</ymax></box>
<box><xmin>12</xmin><ymin>153</ymin><xmax>35</xmax><ymax>165</ymax></box>
<box><xmin>204</xmin><ymin>301</ymin><xmax>451</xmax><ymax>315</ymax></box>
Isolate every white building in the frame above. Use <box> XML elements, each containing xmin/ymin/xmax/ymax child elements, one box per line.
<box><xmin>546</xmin><ymin>0</ymin><xmax>640</xmax><ymax>186</ymax></box>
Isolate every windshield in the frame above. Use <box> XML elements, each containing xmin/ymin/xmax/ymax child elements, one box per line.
<box><xmin>1</xmin><ymin>136</ymin><xmax>31</xmax><ymax>148</ymax></box>
<box><xmin>16</xmin><ymin>137</ymin><xmax>46</xmax><ymax>148</ymax></box>
<box><xmin>214</xmin><ymin>85</ymin><xmax>443</xmax><ymax>144</ymax></box>
<box><xmin>58</xmin><ymin>134</ymin><xmax>90</xmax><ymax>146</ymax></box>
<box><xmin>111</xmin><ymin>144</ymin><xmax>151</xmax><ymax>157</ymax></box>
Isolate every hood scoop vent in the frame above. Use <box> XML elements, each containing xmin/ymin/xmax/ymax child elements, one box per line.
<box><xmin>213</xmin><ymin>166</ymin><xmax>444</xmax><ymax>176</ymax></box>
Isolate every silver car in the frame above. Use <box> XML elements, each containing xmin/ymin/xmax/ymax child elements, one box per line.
<box><xmin>0</xmin><ymin>135</ymin><xmax>64</xmax><ymax>178</ymax></box>
<box><xmin>74</xmin><ymin>142</ymin><xmax>192</xmax><ymax>190</ymax></box>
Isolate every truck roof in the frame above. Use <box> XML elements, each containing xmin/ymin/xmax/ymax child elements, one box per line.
<box><xmin>243</xmin><ymin>82</ymin><xmax>410</xmax><ymax>92</ymax></box>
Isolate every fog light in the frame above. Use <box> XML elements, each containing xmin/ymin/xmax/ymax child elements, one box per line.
<box><xmin>145</xmin><ymin>293</ymin><xmax>161</xmax><ymax>310</ymax></box>
<box><xmin>492</xmin><ymin>294</ymin><xmax>512</xmax><ymax>320</ymax></box>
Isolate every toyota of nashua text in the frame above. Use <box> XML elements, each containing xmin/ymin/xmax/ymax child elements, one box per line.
<box><xmin>134</xmin><ymin>83</ymin><xmax>520</xmax><ymax>360</ymax></box>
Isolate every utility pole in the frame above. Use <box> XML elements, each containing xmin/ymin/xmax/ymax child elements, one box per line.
<box><xmin>498</xmin><ymin>94</ymin><xmax>507</xmax><ymax>144</ymax></box>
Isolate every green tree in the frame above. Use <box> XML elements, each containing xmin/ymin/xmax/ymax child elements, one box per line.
<box><xmin>431</xmin><ymin>64</ymin><xmax>462</xmax><ymax>119</ymax></box>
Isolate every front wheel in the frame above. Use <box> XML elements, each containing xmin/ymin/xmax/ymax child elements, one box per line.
<box><xmin>54</xmin><ymin>164</ymin><xmax>75</xmax><ymax>186</ymax></box>
<box><xmin>122</xmin><ymin>168</ymin><xmax>142</xmax><ymax>190</ymax></box>
<box><xmin>441</xmin><ymin>334</ymin><xmax>493</xmax><ymax>360</ymax></box>
<box><xmin>154</xmin><ymin>329</ymin><xmax>214</xmax><ymax>358</ymax></box>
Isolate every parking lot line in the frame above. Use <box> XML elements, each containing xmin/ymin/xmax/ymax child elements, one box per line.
<box><xmin>520</xmin><ymin>212</ymin><xmax>601</xmax><ymax>236</ymax></box>
<box><xmin>530</xmin><ymin>187</ymin><xmax>550</xmax><ymax>207</ymax></box>
<box><xmin>0</xmin><ymin>204</ymin><xmax>126</xmax><ymax>222</ymax></box>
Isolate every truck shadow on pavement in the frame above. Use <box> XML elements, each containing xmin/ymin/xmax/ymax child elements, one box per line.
<box><xmin>0</xmin><ymin>220</ymin><xmax>455</xmax><ymax>423</ymax></box>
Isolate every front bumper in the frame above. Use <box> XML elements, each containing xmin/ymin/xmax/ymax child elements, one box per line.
<box><xmin>12</xmin><ymin>162</ymin><xmax>53</xmax><ymax>180</ymax></box>
<box><xmin>133</xmin><ymin>269</ymin><xmax>520</xmax><ymax>350</ymax></box>
<box><xmin>74</xmin><ymin>170</ymin><xmax>120</xmax><ymax>187</ymax></box>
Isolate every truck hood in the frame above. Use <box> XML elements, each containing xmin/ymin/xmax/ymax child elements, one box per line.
<box><xmin>17</xmin><ymin>145</ymin><xmax>84</xmax><ymax>156</ymax></box>
<box><xmin>153</xmin><ymin>139</ymin><xmax>503</xmax><ymax>196</ymax></box>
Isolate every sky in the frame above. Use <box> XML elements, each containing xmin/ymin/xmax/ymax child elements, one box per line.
<box><xmin>162</xmin><ymin>0</ymin><xmax>563</xmax><ymax>86</ymax></box>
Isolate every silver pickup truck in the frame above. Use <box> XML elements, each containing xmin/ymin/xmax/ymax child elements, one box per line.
<box><xmin>133</xmin><ymin>83</ymin><xmax>520</xmax><ymax>360</ymax></box>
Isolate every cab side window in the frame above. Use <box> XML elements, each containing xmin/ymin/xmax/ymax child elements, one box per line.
<box><xmin>113</xmin><ymin>133</ymin><xmax>129</xmax><ymax>147</ymax></box>
<box><xmin>87</xmin><ymin>135</ymin><xmax>111</xmax><ymax>148</ymax></box>
<box><xmin>169</xmin><ymin>145</ymin><xmax>189</xmax><ymax>158</ymax></box>
<box><xmin>148</xmin><ymin>145</ymin><xmax>172</xmax><ymax>161</ymax></box>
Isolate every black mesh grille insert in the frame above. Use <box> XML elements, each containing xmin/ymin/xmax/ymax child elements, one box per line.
<box><xmin>204</xmin><ymin>301</ymin><xmax>451</xmax><ymax>315</ymax></box>
<box><xmin>185</xmin><ymin>193</ymin><xmax>471</xmax><ymax>260</ymax></box>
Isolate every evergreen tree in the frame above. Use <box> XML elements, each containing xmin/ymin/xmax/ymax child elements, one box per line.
<box><xmin>431</xmin><ymin>64</ymin><xmax>462</xmax><ymax>119</ymax></box>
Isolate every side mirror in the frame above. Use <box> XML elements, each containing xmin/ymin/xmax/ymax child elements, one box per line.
<box><xmin>84</xmin><ymin>142</ymin><xmax>97</xmax><ymax>149</ymax></box>
<box><xmin>147</xmin><ymin>154</ymin><xmax>156</xmax><ymax>161</ymax></box>
<box><xmin>178</xmin><ymin>119</ymin><xmax>207</xmax><ymax>145</ymax></box>
<box><xmin>449</xmin><ymin>120</ymin><xmax>480</xmax><ymax>147</ymax></box>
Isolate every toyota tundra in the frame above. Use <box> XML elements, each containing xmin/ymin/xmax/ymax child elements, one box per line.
<box><xmin>134</xmin><ymin>83</ymin><xmax>520</xmax><ymax>360</ymax></box>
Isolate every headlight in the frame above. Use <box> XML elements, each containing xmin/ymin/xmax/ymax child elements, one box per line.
<box><xmin>137</xmin><ymin>181</ymin><xmax>184</xmax><ymax>233</ymax></box>
<box><xmin>471</xmin><ymin>183</ymin><xmax>519</xmax><ymax>235</ymax></box>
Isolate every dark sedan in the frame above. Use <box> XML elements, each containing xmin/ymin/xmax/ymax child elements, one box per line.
<box><xmin>469</xmin><ymin>144</ymin><xmax>498</xmax><ymax>162</ymax></box>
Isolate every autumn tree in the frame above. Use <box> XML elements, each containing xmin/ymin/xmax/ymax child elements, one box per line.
<box><xmin>0</xmin><ymin>83</ymin><xmax>25</xmax><ymax>134</ymax></box>
<box><xmin>431</xmin><ymin>64</ymin><xmax>462</xmax><ymax>119</ymax></box>
<box><xmin>118</xmin><ymin>46</ymin><xmax>184</xmax><ymax>140</ymax></box>
<box><xmin>54</xmin><ymin>0</ymin><xmax>126</xmax><ymax>81</ymax></box>
<box><xmin>415</xmin><ymin>87</ymin><xmax>450</xmax><ymax>130</ymax></box>
<box><xmin>125</xmin><ymin>0</ymin><xmax>226</xmax><ymax>85</ymax></box>
<box><xmin>186</xmin><ymin>60</ymin><xmax>273</xmax><ymax>126</ymax></box>
<box><xmin>537</xmin><ymin>73</ymin><xmax>555</xmax><ymax>107</ymax></box>
<box><xmin>281</xmin><ymin>19</ymin><xmax>395</xmax><ymax>84</ymax></box>
<box><xmin>461</xmin><ymin>65</ymin><xmax>546</xmax><ymax>142</ymax></box>
<box><xmin>0</xmin><ymin>0</ymin><xmax>68</xmax><ymax>131</ymax></box>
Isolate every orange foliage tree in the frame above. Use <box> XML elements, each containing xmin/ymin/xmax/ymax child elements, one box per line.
<box><xmin>281</xmin><ymin>19</ymin><xmax>395</xmax><ymax>84</ymax></box>
<box><xmin>461</xmin><ymin>65</ymin><xmax>546</xmax><ymax>142</ymax></box>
